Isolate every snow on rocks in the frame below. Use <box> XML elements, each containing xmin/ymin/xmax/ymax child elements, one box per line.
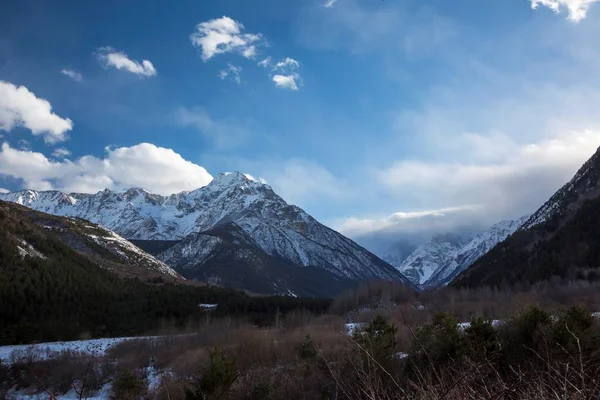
<box><xmin>16</xmin><ymin>240</ymin><xmax>47</xmax><ymax>260</ymax></box>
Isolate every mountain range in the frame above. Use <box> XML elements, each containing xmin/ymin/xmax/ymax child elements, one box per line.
<box><xmin>0</xmin><ymin>172</ymin><xmax>413</xmax><ymax>296</ymax></box>
<box><xmin>6</xmin><ymin>140</ymin><xmax>600</xmax><ymax>296</ymax></box>
<box><xmin>376</xmin><ymin>216</ymin><xmax>528</xmax><ymax>288</ymax></box>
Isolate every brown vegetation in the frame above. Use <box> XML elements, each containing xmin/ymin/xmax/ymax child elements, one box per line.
<box><xmin>3</xmin><ymin>281</ymin><xmax>600</xmax><ymax>399</ymax></box>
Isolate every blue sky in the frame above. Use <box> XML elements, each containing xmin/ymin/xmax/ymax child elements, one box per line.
<box><xmin>1</xmin><ymin>0</ymin><xmax>600</xmax><ymax>238</ymax></box>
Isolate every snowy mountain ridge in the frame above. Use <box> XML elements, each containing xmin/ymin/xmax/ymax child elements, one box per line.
<box><xmin>395</xmin><ymin>233</ymin><xmax>474</xmax><ymax>286</ymax></box>
<box><xmin>422</xmin><ymin>215</ymin><xmax>529</xmax><ymax>288</ymax></box>
<box><xmin>0</xmin><ymin>172</ymin><xmax>412</xmax><ymax>289</ymax></box>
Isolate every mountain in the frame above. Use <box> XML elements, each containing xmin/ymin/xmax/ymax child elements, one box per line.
<box><xmin>422</xmin><ymin>216</ymin><xmax>529</xmax><ymax>288</ymax></box>
<box><xmin>157</xmin><ymin>223</ymin><xmax>357</xmax><ymax>297</ymax></box>
<box><xmin>0</xmin><ymin>172</ymin><xmax>413</xmax><ymax>295</ymax></box>
<box><xmin>2</xmin><ymin>200</ymin><xmax>182</xmax><ymax>281</ymax></box>
<box><xmin>0</xmin><ymin>199</ymin><xmax>332</xmax><ymax>345</ymax></box>
<box><xmin>453</xmin><ymin>145</ymin><xmax>600</xmax><ymax>288</ymax></box>
<box><xmin>396</xmin><ymin>233</ymin><xmax>474</xmax><ymax>286</ymax></box>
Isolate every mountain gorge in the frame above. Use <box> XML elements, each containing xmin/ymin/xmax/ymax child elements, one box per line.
<box><xmin>453</xmin><ymin>145</ymin><xmax>600</xmax><ymax>288</ymax></box>
<box><xmin>0</xmin><ymin>172</ymin><xmax>413</xmax><ymax>296</ymax></box>
<box><xmin>362</xmin><ymin>216</ymin><xmax>528</xmax><ymax>288</ymax></box>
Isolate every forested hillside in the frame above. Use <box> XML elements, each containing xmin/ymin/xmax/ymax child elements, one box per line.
<box><xmin>0</xmin><ymin>201</ymin><xmax>331</xmax><ymax>345</ymax></box>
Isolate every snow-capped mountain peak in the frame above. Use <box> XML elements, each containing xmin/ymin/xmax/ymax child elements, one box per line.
<box><xmin>0</xmin><ymin>173</ymin><xmax>413</xmax><ymax>292</ymax></box>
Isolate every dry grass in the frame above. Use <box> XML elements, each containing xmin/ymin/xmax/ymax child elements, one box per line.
<box><xmin>7</xmin><ymin>281</ymin><xmax>600</xmax><ymax>399</ymax></box>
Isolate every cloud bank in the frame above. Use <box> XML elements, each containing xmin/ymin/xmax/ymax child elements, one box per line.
<box><xmin>0</xmin><ymin>142</ymin><xmax>213</xmax><ymax>195</ymax></box>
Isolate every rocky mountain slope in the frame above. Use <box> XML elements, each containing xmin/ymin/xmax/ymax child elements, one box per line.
<box><xmin>1</xmin><ymin>201</ymin><xmax>182</xmax><ymax>281</ymax></box>
<box><xmin>395</xmin><ymin>233</ymin><xmax>473</xmax><ymax>286</ymax></box>
<box><xmin>158</xmin><ymin>222</ymin><xmax>357</xmax><ymax>297</ymax></box>
<box><xmin>422</xmin><ymin>216</ymin><xmax>529</xmax><ymax>288</ymax></box>
<box><xmin>453</xmin><ymin>145</ymin><xmax>600</xmax><ymax>288</ymax></box>
<box><xmin>0</xmin><ymin>172</ymin><xmax>413</xmax><ymax>295</ymax></box>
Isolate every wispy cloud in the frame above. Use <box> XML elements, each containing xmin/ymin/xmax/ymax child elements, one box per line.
<box><xmin>272</xmin><ymin>74</ymin><xmax>300</xmax><ymax>91</ymax></box>
<box><xmin>272</xmin><ymin>57</ymin><xmax>300</xmax><ymax>71</ymax></box>
<box><xmin>218</xmin><ymin>63</ymin><xmax>242</xmax><ymax>84</ymax></box>
<box><xmin>323</xmin><ymin>0</ymin><xmax>339</xmax><ymax>7</ymax></box>
<box><xmin>257</xmin><ymin>57</ymin><xmax>271</xmax><ymax>68</ymax></box>
<box><xmin>531</xmin><ymin>0</ymin><xmax>599</xmax><ymax>22</ymax></box>
<box><xmin>295</xmin><ymin>0</ymin><xmax>457</xmax><ymax>60</ymax></box>
<box><xmin>0</xmin><ymin>81</ymin><xmax>72</xmax><ymax>144</ymax></box>
<box><xmin>60</xmin><ymin>68</ymin><xmax>82</xmax><ymax>82</ymax></box>
<box><xmin>51</xmin><ymin>147</ymin><xmax>71</xmax><ymax>158</ymax></box>
<box><xmin>190</xmin><ymin>16</ymin><xmax>266</xmax><ymax>61</ymax></box>
<box><xmin>96</xmin><ymin>47</ymin><xmax>157</xmax><ymax>77</ymax></box>
<box><xmin>270</xmin><ymin>57</ymin><xmax>302</xmax><ymax>91</ymax></box>
<box><xmin>174</xmin><ymin>106</ymin><xmax>251</xmax><ymax>149</ymax></box>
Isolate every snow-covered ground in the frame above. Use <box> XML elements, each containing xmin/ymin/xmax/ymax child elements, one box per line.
<box><xmin>4</xmin><ymin>365</ymin><xmax>168</xmax><ymax>400</ymax></box>
<box><xmin>5</xmin><ymin>383</ymin><xmax>112</xmax><ymax>400</ymax></box>
<box><xmin>0</xmin><ymin>335</ymin><xmax>159</xmax><ymax>365</ymax></box>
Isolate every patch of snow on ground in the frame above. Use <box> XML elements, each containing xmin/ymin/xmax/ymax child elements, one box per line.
<box><xmin>6</xmin><ymin>382</ymin><xmax>112</xmax><ymax>400</ymax></box>
<box><xmin>0</xmin><ymin>335</ymin><xmax>158</xmax><ymax>365</ymax></box>
<box><xmin>345</xmin><ymin>323</ymin><xmax>368</xmax><ymax>335</ymax></box>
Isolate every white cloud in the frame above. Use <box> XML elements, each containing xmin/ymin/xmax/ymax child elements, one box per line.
<box><xmin>257</xmin><ymin>57</ymin><xmax>271</xmax><ymax>68</ymax></box>
<box><xmin>60</xmin><ymin>69</ymin><xmax>82</xmax><ymax>82</ymax></box>
<box><xmin>243</xmin><ymin>173</ymin><xmax>267</xmax><ymax>184</ymax></box>
<box><xmin>0</xmin><ymin>142</ymin><xmax>213</xmax><ymax>195</ymax></box>
<box><xmin>0</xmin><ymin>188</ymin><xmax>9</xmax><ymax>193</ymax></box>
<box><xmin>324</xmin><ymin>0</ymin><xmax>339</xmax><ymax>7</ymax></box>
<box><xmin>96</xmin><ymin>47</ymin><xmax>157</xmax><ymax>77</ymax></box>
<box><xmin>379</xmin><ymin>129</ymin><xmax>600</xmax><ymax>222</ymax></box>
<box><xmin>174</xmin><ymin>106</ymin><xmax>251</xmax><ymax>149</ymax></box>
<box><xmin>272</xmin><ymin>57</ymin><xmax>300</xmax><ymax>71</ymax></box>
<box><xmin>0</xmin><ymin>81</ymin><xmax>72</xmax><ymax>144</ymax></box>
<box><xmin>51</xmin><ymin>147</ymin><xmax>71</xmax><ymax>158</ymax></box>
<box><xmin>218</xmin><ymin>63</ymin><xmax>242</xmax><ymax>84</ymax></box>
<box><xmin>272</xmin><ymin>74</ymin><xmax>300</xmax><ymax>91</ymax></box>
<box><xmin>190</xmin><ymin>16</ymin><xmax>266</xmax><ymax>61</ymax></box>
<box><xmin>531</xmin><ymin>0</ymin><xmax>599</xmax><ymax>22</ymax></box>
